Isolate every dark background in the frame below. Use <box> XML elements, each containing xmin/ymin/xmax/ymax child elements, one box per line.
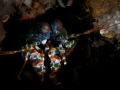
<box><xmin>0</xmin><ymin>0</ymin><xmax>120</xmax><ymax>90</ymax></box>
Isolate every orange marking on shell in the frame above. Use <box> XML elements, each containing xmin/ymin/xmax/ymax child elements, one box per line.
<box><xmin>31</xmin><ymin>59</ymin><xmax>44</xmax><ymax>67</ymax></box>
<box><xmin>50</xmin><ymin>55</ymin><xmax>61</xmax><ymax>61</ymax></box>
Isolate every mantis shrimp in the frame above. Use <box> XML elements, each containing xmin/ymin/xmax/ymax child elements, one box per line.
<box><xmin>0</xmin><ymin>14</ymin><xmax>120</xmax><ymax>84</ymax></box>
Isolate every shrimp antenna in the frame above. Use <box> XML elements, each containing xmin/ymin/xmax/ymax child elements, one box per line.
<box><xmin>17</xmin><ymin>52</ymin><xmax>29</xmax><ymax>79</ymax></box>
<box><xmin>83</xmin><ymin>14</ymin><xmax>116</xmax><ymax>34</ymax></box>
